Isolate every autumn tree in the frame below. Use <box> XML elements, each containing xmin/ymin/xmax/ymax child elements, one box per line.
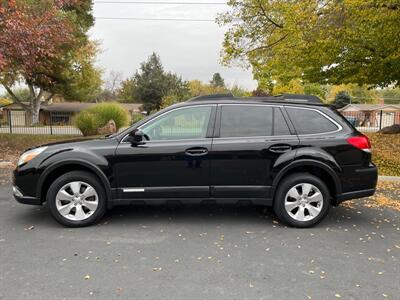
<box><xmin>0</xmin><ymin>0</ymin><xmax>101</xmax><ymax>124</ymax></box>
<box><xmin>219</xmin><ymin>0</ymin><xmax>400</xmax><ymax>88</ymax></box>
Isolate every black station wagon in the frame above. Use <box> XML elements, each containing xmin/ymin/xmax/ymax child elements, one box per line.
<box><xmin>13</xmin><ymin>94</ymin><xmax>378</xmax><ymax>227</ymax></box>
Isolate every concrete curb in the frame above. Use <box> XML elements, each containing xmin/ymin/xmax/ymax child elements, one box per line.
<box><xmin>379</xmin><ymin>176</ymin><xmax>400</xmax><ymax>182</ymax></box>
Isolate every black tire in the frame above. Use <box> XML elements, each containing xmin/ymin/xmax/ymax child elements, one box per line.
<box><xmin>273</xmin><ymin>173</ymin><xmax>330</xmax><ymax>228</ymax></box>
<box><xmin>46</xmin><ymin>171</ymin><xmax>107</xmax><ymax>227</ymax></box>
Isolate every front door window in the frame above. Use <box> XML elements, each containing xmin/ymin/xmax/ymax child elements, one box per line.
<box><xmin>141</xmin><ymin>106</ymin><xmax>212</xmax><ymax>141</ymax></box>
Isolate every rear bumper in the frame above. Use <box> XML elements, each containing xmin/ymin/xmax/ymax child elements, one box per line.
<box><xmin>13</xmin><ymin>185</ymin><xmax>41</xmax><ymax>205</ymax></box>
<box><xmin>335</xmin><ymin>163</ymin><xmax>377</xmax><ymax>205</ymax></box>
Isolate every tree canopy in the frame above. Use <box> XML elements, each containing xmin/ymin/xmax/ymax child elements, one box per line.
<box><xmin>219</xmin><ymin>0</ymin><xmax>400</xmax><ymax>88</ymax></box>
<box><xmin>210</xmin><ymin>73</ymin><xmax>225</xmax><ymax>88</ymax></box>
<box><xmin>0</xmin><ymin>0</ymin><xmax>101</xmax><ymax>123</ymax></box>
<box><xmin>120</xmin><ymin>53</ymin><xmax>188</xmax><ymax>112</ymax></box>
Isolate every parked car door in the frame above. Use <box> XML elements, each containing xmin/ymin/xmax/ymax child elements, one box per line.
<box><xmin>115</xmin><ymin>105</ymin><xmax>216</xmax><ymax>199</ymax></box>
<box><xmin>209</xmin><ymin>104</ymin><xmax>299</xmax><ymax>199</ymax></box>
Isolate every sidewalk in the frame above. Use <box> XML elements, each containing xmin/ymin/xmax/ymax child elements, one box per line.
<box><xmin>379</xmin><ymin>175</ymin><xmax>400</xmax><ymax>182</ymax></box>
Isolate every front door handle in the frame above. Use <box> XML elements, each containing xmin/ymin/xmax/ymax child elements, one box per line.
<box><xmin>185</xmin><ymin>147</ymin><xmax>208</xmax><ymax>157</ymax></box>
<box><xmin>269</xmin><ymin>144</ymin><xmax>292</xmax><ymax>153</ymax></box>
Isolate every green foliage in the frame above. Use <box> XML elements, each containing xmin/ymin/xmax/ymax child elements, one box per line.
<box><xmin>377</xmin><ymin>87</ymin><xmax>400</xmax><ymax>104</ymax></box>
<box><xmin>73</xmin><ymin>111</ymin><xmax>97</xmax><ymax>136</ymax></box>
<box><xmin>304</xmin><ymin>83</ymin><xmax>326</xmax><ymax>100</ymax></box>
<box><xmin>188</xmin><ymin>80</ymin><xmax>226</xmax><ymax>96</ymax></box>
<box><xmin>131</xmin><ymin>113</ymin><xmax>145</xmax><ymax>125</ymax></box>
<box><xmin>124</xmin><ymin>53</ymin><xmax>189</xmax><ymax>112</ymax></box>
<box><xmin>74</xmin><ymin>102</ymin><xmax>130</xmax><ymax>136</ymax></box>
<box><xmin>334</xmin><ymin>91</ymin><xmax>351</xmax><ymax>108</ymax></box>
<box><xmin>272</xmin><ymin>79</ymin><xmax>304</xmax><ymax>95</ymax></box>
<box><xmin>210</xmin><ymin>73</ymin><xmax>225</xmax><ymax>88</ymax></box>
<box><xmin>1</xmin><ymin>88</ymin><xmax>30</xmax><ymax>102</ymax></box>
<box><xmin>230</xmin><ymin>84</ymin><xmax>252</xmax><ymax>97</ymax></box>
<box><xmin>326</xmin><ymin>84</ymin><xmax>377</xmax><ymax>103</ymax></box>
<box><xmin>219</xmin><ymin>0</ymin><xmax>400</xmax><ymax>88</ymax></box>
<box><xmin>118</xmin><ymin>78</ymin><xmax>136</xmax><ymax>102</ymax></box>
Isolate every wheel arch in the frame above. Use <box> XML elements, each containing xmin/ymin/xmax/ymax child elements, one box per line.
<box><xmin>271</xmin><ymin>159</ymin><xmax>342</xmax><ymax>203</ymax></box>
<box><xmin>37</xmin><ymin>160</ymin><xmax>112</xmax><ymax>204</ymax></box>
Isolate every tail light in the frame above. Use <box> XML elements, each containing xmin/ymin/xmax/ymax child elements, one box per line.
<box><xmin>347</xmin><ymin>135</ymin><xmax>371</xmax><ymax>152</ymax></box>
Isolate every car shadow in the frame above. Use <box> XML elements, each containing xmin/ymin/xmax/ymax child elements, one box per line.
<box><xmin>12</xmin><ymin>200</ymin><xmax>378</xmax><ymax>229</ymax></box>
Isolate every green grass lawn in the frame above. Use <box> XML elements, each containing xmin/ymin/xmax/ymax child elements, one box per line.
<box><xmin>0</xmin><ymin>132</ymin><xmax>399</xmax><ymax>176</ymax></box>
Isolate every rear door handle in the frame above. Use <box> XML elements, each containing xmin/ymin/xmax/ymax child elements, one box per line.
<box><xmin>269</xmin><ymin>144</ymin><xmax>292</xmax><ymax>153</ymax></box>
<box><xmin>185</xmin><ymin>147</ymin><xmax>208</xmax><ymax>156</ymax></box>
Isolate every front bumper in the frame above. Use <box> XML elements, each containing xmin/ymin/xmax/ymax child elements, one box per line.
<box><xmin>13</xmin><ymin>185</ymin><xmax>41</xmax><ymax>205</ymax></box>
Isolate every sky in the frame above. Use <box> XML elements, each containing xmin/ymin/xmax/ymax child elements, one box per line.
<box><xmin>90</xmin><ymin>0</ymin><xmax>257</xmax><ymax>90</ymax></box>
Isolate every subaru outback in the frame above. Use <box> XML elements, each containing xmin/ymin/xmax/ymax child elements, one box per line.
<box><xmin>13</xmin><ymin>94</ymin><xmax>378</xmax><ymax>227</ymax></box>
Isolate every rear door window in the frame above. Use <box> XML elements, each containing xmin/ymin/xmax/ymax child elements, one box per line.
<box><xmin>219</xmin><ymin>105</ymin><xmax>291</xmax><ymax>137</ymax></box>
<box><xmin>286</xmin><ymin>107</ymin><xmax>339</xmax><ymax>134</ymax></box>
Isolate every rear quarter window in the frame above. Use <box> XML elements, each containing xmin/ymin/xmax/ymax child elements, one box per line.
<box><xmin>286</xmin><ymin>107</ymin><xmax>339</xmax><ymax>134</ymax></box>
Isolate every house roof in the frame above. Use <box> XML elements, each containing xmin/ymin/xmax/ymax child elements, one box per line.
<box><xmin>2</xmin><ymin>102</ymin><xmax>142</xmax><ymax>112</ymax></box>
<box><xmin>339</xmin><ymin>104</ymin><xmax>400</xmax><ymax>112</ymax></box>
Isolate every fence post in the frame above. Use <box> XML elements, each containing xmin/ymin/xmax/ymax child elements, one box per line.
<box><xmin>379</xmin><ymin>110</ymin><xmax>383</xmax><ymax>131</ymax></box>
<box><xmin>8</xmin><ymin>110</ymin><xmax>12</xmax><ymax>134</ymax></box>
<box><xmin>50</xmin><ymin>111</ymin><xmax>53</xmax><ymax>135</ymax></box>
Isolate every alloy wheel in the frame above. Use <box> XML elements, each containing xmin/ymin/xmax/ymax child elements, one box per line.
<box><xmin>284</xmin><ymin>183</ymin><xmax>324</xmax><ymax>222</ymax></box>
<box><xmin>55</xmin><ymin>181</ymin><xmax>99</xmax><ymax>221</ymax></box>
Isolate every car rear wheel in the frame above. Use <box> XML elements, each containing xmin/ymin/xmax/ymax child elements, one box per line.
<box><xmin>273</xmin><ymin>173</ymin><xmax>330</xmax><ymax>228</ymax></box>
<box><xmin>47</xmin><ymin>171</ymin><xmax>106</xmax><ymax>227</ymax></box>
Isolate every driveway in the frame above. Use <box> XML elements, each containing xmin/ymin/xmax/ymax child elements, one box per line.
<box><xmin>0</xmin><ymin>180</ymin><xmax>399</xmax><ymax>300</ymax></box>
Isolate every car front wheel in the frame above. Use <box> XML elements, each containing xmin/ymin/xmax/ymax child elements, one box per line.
<box><xmin>273</xmin><ymin>173</ymin><xmax>330</xmax><ymax>228</ymax></box>
<box><xmin>47</xmin><ymin>171</ymin><xmax>107</xmax><ymax>227</ymax></box>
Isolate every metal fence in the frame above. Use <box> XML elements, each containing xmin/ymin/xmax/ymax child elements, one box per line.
<box><xmin>340</xmin><ymin>110</ymin><xmax>400</xmax><ymax>133</ymax></box>
<box><xmin>0</xmin><ymin>111</ymin><xmax>82</xmax><ymax>135</ymax></box>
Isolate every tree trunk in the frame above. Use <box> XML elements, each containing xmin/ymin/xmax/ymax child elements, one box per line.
<box><xmin>31</xmin><ymin>99</ymin><xmax>40</xmax><ymax>125</ymax></box>
<box><xmin>28</xmin><ymin>85</ymin><xmax>43</xmax><ymax>125</ymax></box>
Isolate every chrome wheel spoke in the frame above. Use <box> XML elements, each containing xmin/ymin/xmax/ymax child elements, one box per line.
<box><xmin>69</xmin><ymin>182</ymin><xmax>81</xmax><ymax>195</ymax></box>
<box><xmin>307</xmin><ymin>204</ymin><xmax>321</xmax><ymax>217</ymax></box>
<box><xmin>294</xmin><ymin>206</ymin><xmax>306</xmax><ymax>221</ymax></box>
<box><xmin>82</xmin><ymin>200</ymin><xmax>98</xmax><ymax>211</ymax></box>
<box><xmin>74</xmin><ymin>205</ymin><xmax>86</xmax><ymax>220</ymax></box>
<box><xmin>82</xmin><ymin>186</ymin><xmax>96</xmax><ymax>199</ymax></box>
<box><xmin>58</xmin><ymin>203</ymin><xmax>74</xmax><ymax>216</ymax></box>
<box><xmin>308</xmin><ymin>192</ymin><xmax>323</xmax><ymax>204</ymax></box>
<box><xmin>287</xmin><ymin>187</ymin><xmax>300</xmax><ymax>199</ymax></box>
<box><xmin>57</xmin><ymin>190</ymin><xmax>73</xmax><ymax>202</ymax></box>
<box><xmin>301</xmin><ymin>183</ymin><xmax>312</xmax><ymax>197</ymax></box>
<box><xmin>285</xmin><ymin>201</ymin><xmax>299</xmax><ymax>212</ymax></box>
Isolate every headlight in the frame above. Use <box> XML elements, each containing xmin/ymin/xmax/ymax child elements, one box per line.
<box><xmin>17</xmin><ymin>146</ymin><xmax>47</xmax><ymax>167</ymax></box>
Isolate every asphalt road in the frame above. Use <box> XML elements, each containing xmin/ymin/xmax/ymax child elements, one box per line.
<box><xmin>0</xmin><ymin>183</ymin><xmax>399</xmax><ymax>300</ymax></box>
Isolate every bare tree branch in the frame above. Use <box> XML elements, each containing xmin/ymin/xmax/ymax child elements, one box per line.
<box><xmin>256</xmin><ymin>0</ymin><xmax>283</xmax><ymax>28</ymax></box>
<box><xmin>246</xmin><ymin>34</ymin><xmax>289</xmax><ymax>54</ymax></box>
<box><xmin>3</xmin><ymin>85</ymin><xmax>29</xmax><ymax>110</ymax></box>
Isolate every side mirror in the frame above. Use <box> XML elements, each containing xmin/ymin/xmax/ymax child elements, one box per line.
<box><xmin>127</xmin><ymin>129</ymin><xmax>145</xmax><ymax>145</ymax></box>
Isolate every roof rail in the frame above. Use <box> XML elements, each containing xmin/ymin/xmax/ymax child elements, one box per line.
<box><xmin>274</xmin><ymin>94</ymin><xmax>322</xmax><ymax>103</ymax></box>
<box><xmin>187</xmin><ymin>93</ymin><xmax>234</xmax><ymax>102</ymax></box>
